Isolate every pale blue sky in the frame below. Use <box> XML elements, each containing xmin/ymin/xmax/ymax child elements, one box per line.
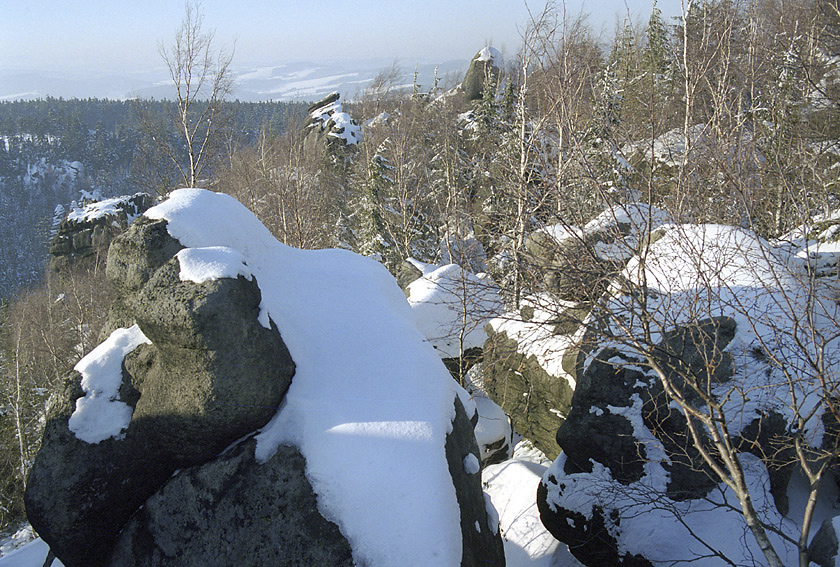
<box><xmin>1</xmin><ymin>0</ymin><xmax>685</xmax><ymax>72</ymax></box>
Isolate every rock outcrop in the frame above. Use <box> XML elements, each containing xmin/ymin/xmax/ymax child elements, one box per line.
<box><xmin>461</xmin><ymin>47</ymin><xmax>503</xmax><ymax>101</ymax></box>
<box><xmin>475</xmin><ymin>204</ymin><xmax>671</xmax><ymax>459</ymax></box>
<box><xmin>26</xmin><ymin>188</ymin><xmax>505</xmax><ymax>567</ymax></box>
<box><xmin>536</xmin><ymin>223</ymin><xmax>840</xmax><ymax>566</ymax></box>
<box><xmin>481</xmin><ymin>313</ymin><xmax>577</xmax><ymax>460</ymax></box>
<box><xmin>26</xmin><ymin>214</ymin><xmax>296</xmax><ymax>566</ymax></box>
<box><xmin>49</xmin><ymin>193</ymin><xmax>153</xmax><ymax>272</ymax></box>
<box><xmin>302</xmin><ymin>92</ymin><xmax>362</xmax><ymax>156</ymax></box>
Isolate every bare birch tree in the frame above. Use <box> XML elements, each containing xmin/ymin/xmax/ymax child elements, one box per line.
<box><xmin>146</xmin><ymin>2</ymin><xmax>234</xmax><ymax>190</ymax></box>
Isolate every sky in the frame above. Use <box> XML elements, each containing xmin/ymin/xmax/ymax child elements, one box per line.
<box><xmin>1</xmin><ymin>0</ymin><xmax>685</xmax><ymax>73</ymax></box>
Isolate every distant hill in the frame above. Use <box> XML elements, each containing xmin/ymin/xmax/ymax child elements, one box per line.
<box><xmin>0</xmin><ymin>59</ymin><xmax>468</xmax><ymax>103</ymax></box>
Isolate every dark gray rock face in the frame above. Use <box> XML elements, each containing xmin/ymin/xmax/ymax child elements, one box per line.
<box><xmin>24</xmin><ymin>372</ymin><xmax>176</xmax><ymax>567</ymax></box>
<box><xmin>810</xmin><ymin>518</ymin><xmax>840</xmax><ymax>567</ymax></box>
<box><xmin>26</xmin><ymin>217</ymin><xmax>296</xmax><ymax>567</ymax></box>
<box><xmin>395</xmin><ymin>259</ymin><xmax>423</xmax><ymax>294</ymax></box>
<box><xmin>128</xmin><ymin>264</ymin><xmax>294</xmax><ymax>464</ymax></box>
<box><xmin>50</xmin><ymin>193</ymin><xmax>153</xmax><ymax>272</ymax></box>
<box><xmin>101</xmin><ymin>216</ymin><xmax>184</xmax><ymax>338</ymax></box>
<box><xmin>537</xmin><ymin>317</ymin><xmax>746</xmax><ymax>566</ymax></box>
<box><xmin>446</xmin><ymin>396</ymin><xmax>506</xmax><ymax>567</ymax></box>
<box><xmin>109</xmin><ymin>438</ymin><xmax>354</xmax><ymax>567</ymax></box>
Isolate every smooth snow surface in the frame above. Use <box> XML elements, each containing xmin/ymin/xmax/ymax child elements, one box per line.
<box><xmin>146</xmin><ymin>189</ymin><xmax>464</xmax><ymax>567</ymax></box>
<box><xmin>406</xmin><ymin>263</ymin><xmax>502</xmax><ymax>358</ymax></box>
<box><xmin>176</xmin><ymin>246</ymin><xmax>252</xmax><ymax>283</ymax></box>
<box><xmin>483</xmin><ymin>442</ymin><xmax>584</xmax><ymax>567</ymax></box>
<box><xmin>472</xmin><ymin>393</ymin><xmax>512</xmax><ymax>461</ymax></box>
<box><xmin>0</xmin><ymin>537</ymin><xmax>63</xmax><ymax>567</ymax></box>
<box><xmin>68</xmin><ymin>325</ymin><xmax>151</xmax><ymax>443</ymax></box>
<box><xmin>477</xmin><ymin>46</ymin><xmax>503</xmax><ymax>64</ymax></box>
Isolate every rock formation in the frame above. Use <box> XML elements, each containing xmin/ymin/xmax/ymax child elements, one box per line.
<box><xmin>478</xmin><ymin>204</ymin><xmax>671</xmax><ymax>459</ymax></box>
<box><xmin>302</xmin><ymin>92</ymin><xmax>362</xmax><ymax>156</ymax></box>
<box><xmin>461</xmin><ymin>47</ymin><xmax>503</xmax><ymax>101</ymax></box>
<box><xmin>49</xmin><ymin>193</ymin><xmax>153</xmax><ymax>272</ymax></box>
<box><xmin>25</xmin><ymin>188</ymin><xmax>504</xmax><ymax>567</ymax></box>
<box><xmin>26</xmin><ymin>215</ymin><xmax>296</xmax><ymax>566</ymax></box>
<box><xmin>536</xmin><ymin>223</ymin><xmax>840</xmax><ymax>566</ymax></box>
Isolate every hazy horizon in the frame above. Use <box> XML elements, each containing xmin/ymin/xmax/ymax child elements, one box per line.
<box><xmin>1</xmin><ymin>0</ymin><xmax>684</xmax><ymax>101</ymax></box>
<box><xmin>2</xmin><ymin>1</ymin><xmax>683</xmax><ymax>69</ymax></box>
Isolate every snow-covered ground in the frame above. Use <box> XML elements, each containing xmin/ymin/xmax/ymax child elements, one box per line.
<box><xmin>482</xmin><ymin>442</ymin><xmax>584</xmax><ymax>567</ymax></box>
<box><xmin>407</xmin><ymin>262</ymin><xmax>502</xmax><ymax>358</ymax></box>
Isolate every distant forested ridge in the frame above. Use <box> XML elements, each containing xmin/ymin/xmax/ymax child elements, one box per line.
<box><xmin>0</xmin><ymin>97</ymin><xmax>309</xmax><ymax>300</ymax></box>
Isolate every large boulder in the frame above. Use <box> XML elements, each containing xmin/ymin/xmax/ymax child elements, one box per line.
<box><xmin>461</xmin><ymin>47</ymin><xmax>503</xmax><ymax>101</ymax></box>
<box><xmin>27</xmin><ymin>215</ymin><xmax>296</xmax><ymax>566</ymax></box>
<box><xmin>479</xmin><ymin>296</ymin><xmax>583</xmax><ymax>459</ymax></box>
<box><xmin>26</xmin><ymin>188</ymin><xmax>505</xmax><ymax>567</ymax></box>
<box><xmin>109</xmin><ymin>438</ymin><xmax>354</xmax><ymax>567</ymax></box>
<box><xmin>536</xmin><ymin>223</ymin><xmax>840</xmax><ymax>566</ymax></box>
<box><xmin>302</xmin><ymin>92</ymin><xmax>362</xmax><ymax>156</ymax></box>
<box><xmin>527</xmin><ymin>203</ymin><xmax>671</xmax><ymax>303</ymax></box>
<box><xmin>475</xmin><ymin>204</ymin><xmax>671</xmax><ymax>459</ymax></box>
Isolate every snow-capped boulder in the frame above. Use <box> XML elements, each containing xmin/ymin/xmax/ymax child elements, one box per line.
<box><xmin>440</xmin><ymin>234</ymin><xmax>488</xmax><ymax>273</ymax></box>
<box><xmin>26</xmin><ymin>188</ymin><xmax>505</xmax><ymax>567</ymax></box>
<box><xmin>302</xmin><ymin>92</ymin><xmax>362</xmax><ymax>155</ymax></box>
<box><xmin>537</xmin><ymin>223</ymin><xmax>840</xmax><ymax>566</ymax></box>
<box><xmin>481</xmin><ymin>295</ymin><xmax>582</xmax><ymax>459</ymax></box>
<box><xmin>478</xmin><ymin>204</ymin><xmax>671</xmax><ymax>460</ymax></box>
<box><xmin>461</xmin><ymin>47</ymin><xmax>503</xmax><ymax>101</ymax></box>
<box><xmin>49</xmin><ymin>193</ymin><xmax>152</xmax><ymax>272</ymax></box>
<box><xmin>528</xmin><ymin>202</ymin><xmax>671</xmax><ymax>302</ymax></box>
<box><xmin>26</xmin><ymin>216</ymin><xmax>296</xmax><ymax>566</ymax></box>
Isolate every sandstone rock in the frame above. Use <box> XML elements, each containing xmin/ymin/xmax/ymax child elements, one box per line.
<box><xmin>49</xmin><ymin>193</ymin><xmax>153</xmax><ymax>272</ymax></box>
<box><xmin>24</xmin><ymin>371</ymin><xmax>177</xmax><ymax>567</ymax></box>
<box><xmin>480</xmin><ymin>301</ymin><xmax>581</xmax><ymax>460</ymax></box>
<box><xmin>302</xmin><ymin>92</ymin><xmax>361</xmax><ymax>156</ymax></box>
<box><xmin>461</xmin><ymin>47</ymin><xmax>502</xmax><ymax>101</ymax></box>
<box><xmin>395</xmin><ymin>258</ymin><xmax>423</xmax><ymax>293</ymax></box>
<box><xmin>127</xmin><ymin>260</ymin><xmax>295</xmax><ymax>463</ymax></box>
<box><xmin>535</xmin><ymin>317</ymin><xmax>809</xmax><ymax>566</ymax></box>
<box><xmin>481</xmin><ymin>333</ymin><xmax>571</xmax><ymax>460</ymax></box>
<box><xmin>26</xmin><ymin>214</ymin><xmax>295</xmax><ymax>567</ymax></box>
<box><xmin>26</xmin><ymin>189</ymin><xmax>505</xmax><ymax>567</ymax></box>
<box><xmin>109</xmin><ymin>438</ymin><xmax>354</xmax><ymax>567</ymax></box>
